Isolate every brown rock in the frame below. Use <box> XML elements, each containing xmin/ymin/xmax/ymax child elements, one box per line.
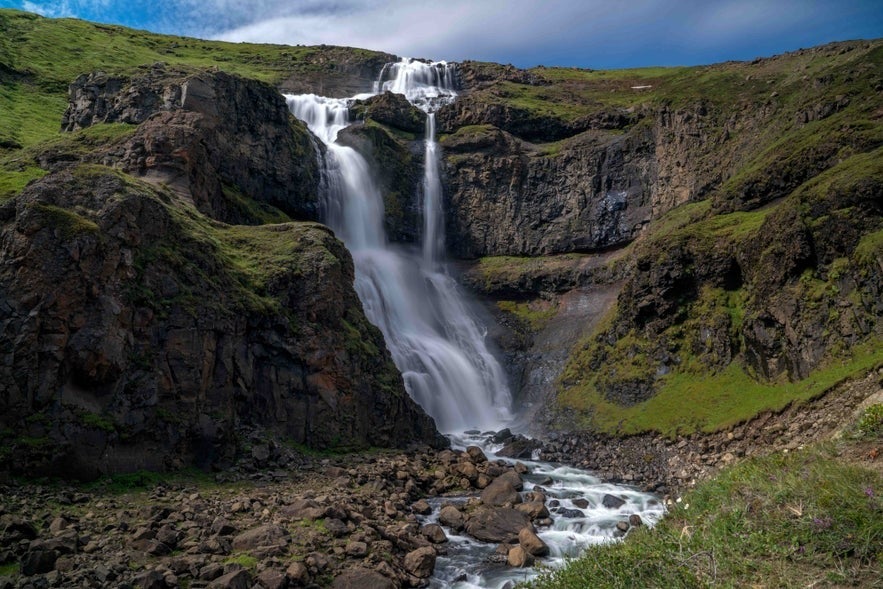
<box><xmin>438</xmin><ymin>505</ymin><xmax>465</xmax><ymax>531</ymax></box>
<box><xmin>464</xmin><ymin>507</ymin><xmax>530</xmax><ymax>543</ymax></box>
<box><xmin>285</xmin><ymin>561</ymin><xmax>309</xmax><ymax>584</ymax></box>
<box><xmin>330</xmin><ymin>566</ymin><xmax>395</xmax><ymax>589</ymax></box>
<box><xmin>232</xmin><ymin>524</ymin><xmax>289</xmax><ymax>552</ymax></box>
<box><xmin>257</xmin><ymin>569</ymin><xmax>287</xmax><ymax>589</ymax></box>
<box><xmin>515</xmin><ymin>501</ymin><xmax>550</xmax><ymax>520</ymax></box>
<box><xmin>403</xmin><ymin>546</ymin><xmax>436</xmax><ymax>578</ymax></box>
<box><xmin>345</xmin><ymin>541</ymin><xmax>368</xmax><ymax>558</ymax></box>
<box><xmin>410</xmin><ymin>500</ymin><xmax>431</xmax><ymax>515</ymax></box>
<box><xmin>465</xmin><ymin>446</ymin><xmax>488</xmax><ymax>463</ymax></box>
<box><xmin>507</xmin><ymin>545</ymin><xmax>534</xmax><ymax>567</ymax></box>
<box><xmin>518</xmin><ymin>527</ymin><xmax>549</xmax><ymax>557</ymax></box>
<box><xmin>420</xmin><ymin>524</ymin><xmax>447</xmax><ymax>544</ymax></box>
<box><xmin>208</xmin><ymin>569</ymin><xmax>251</xmax><ymax>589</ymax></box>
<box><xmin>480</xmin><ymin>477</ymin><xmax>522</xmax><ymax>507</ymax></box>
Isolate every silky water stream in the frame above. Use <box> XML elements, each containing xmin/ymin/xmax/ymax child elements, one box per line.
<box><xmin>286</xmin><ymin>59</ymin><xmax>664</xmax><ymax>588</ymax></box>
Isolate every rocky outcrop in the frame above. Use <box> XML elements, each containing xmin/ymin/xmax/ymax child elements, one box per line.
<box><xmin>62</xmin><ymin>64</ymin><xmax>321</xmax><ymax>225</ymax></box>
<box><xmin>440</xmin><ymin>124</ymin><xmax>654</xmax><ymax>257</ymax></box>
<box><xmin>277</xmin><ymin>47</ymin><xmax>397</xmax><ymax>98</ymax></box>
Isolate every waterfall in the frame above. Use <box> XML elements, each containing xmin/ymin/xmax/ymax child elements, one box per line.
<box><xmin>286</xmin><ymin>59</ymin><xmax>511</xmax><ymax>432</ymax></box>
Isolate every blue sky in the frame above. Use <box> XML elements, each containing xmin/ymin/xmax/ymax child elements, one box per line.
<box><xmin>4</xmin><ymin>0</ymin><xmax>882</xmax><ymax>69</ymax></box>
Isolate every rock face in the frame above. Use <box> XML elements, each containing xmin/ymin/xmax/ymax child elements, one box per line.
<box><xmin>0</xmin><ymin>67</ymin><xmax>443</xmax><ymax>479</ymax></box>
<box><xmin>62</xmin><ymin>65</ymin><xmax>321</xmax><ymax>225</ymax></box>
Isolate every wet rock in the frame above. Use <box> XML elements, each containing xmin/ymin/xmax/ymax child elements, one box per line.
<box><xmin>616</xmin><ymin>521</ymin><xmax>630</xmax><ymax>532</ymax></box>
<box><xmin>518</xmin><ymin>527</ymin><xmax>549</xmax><ymax>557</ymax></box>
<box><xmin>480</xmin><ymin>478</ymin><xmax>522</xmax><ymax>507</ymax></box>
<box><xmin>492</xmin><ymin>429</ymin><xmax>514</xmax><ymax>444</ymax></box>
<box><xmin>410</xmin><ymin>499</ymin><xmax>431</xmax><ymax>515</ymax></box>
<box><xmin>602</xmin><ymin>494</ymin><xmax>626</xmax><ymax>509</ymax></box>
<box><xmin>438</xmin><ymin>505</ymin><xmax>466</xmax><ymax>531</ymax></box>
<box><xmin>514</xmin><ymin>501</ymin><xmax>549</xmax><ymax>520</ymax></box>
<box><xmin>629</xmin><ymin>514</ymin><xmax>644</xmax><ymax>527</ymax></box>
<box><xmin>420</xmin><ymin>524</ymin><xmax>447</xmax><ymax>544</ymax></box>
<box><xmin>465</xmin><ymin>446</ymin><xmax>488</xmax><ymax>463</ymax></box>
<box><xmin>464</xmin><ymin>507</ymin><xmax>530</xmax><ymax>543</ymax></box>
<box><xmin>557</xmin><ymin>508</ymin><xmax>584</xmax><ymax>518</ymax></box>
<box><xmin>572</xmin><ymin>498</ymin><xmax>590</xmax><ymax>509</ymax></box>
<box><xmin>507</xmin><ymin>545</ymin><xmax>534</xmax><ymax>567</ymax></box>
<box><xmin>404</xmin><ymin>546</ymin><xmax>436</xmax><ymax>578</ymax></box>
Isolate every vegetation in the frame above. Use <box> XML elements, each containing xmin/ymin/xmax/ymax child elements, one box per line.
<box><xmin>524</xmin><ymin>442</ymin><xmax>883</xmax><ymax>589</ymax></box>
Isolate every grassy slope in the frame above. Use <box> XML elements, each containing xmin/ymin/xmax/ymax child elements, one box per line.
<box><xmin>524</xmin><ymin>434</ymin><xmax>883</xmax><ymax>588</ymax></box>
<box><xmin>0</xmin><ymin>8</ymin><xmax>385</xmax><ymax>148</ymax></box>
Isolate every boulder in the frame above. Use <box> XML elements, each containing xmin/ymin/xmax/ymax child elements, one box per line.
<box><xmin>518</xmin><ymin>527</ymin><xmax>549</xmax><ymax>557</ymax></box>
<box><xmin>331</xmin><ymin>566</ymin><xmax>396</xmax><ymax>589</ymax></box>
<box><xmin>507</xmin><ymin>545</ymin><xmax>534</xmax><ymax>567</ymax></box>
<box><xmin>403</xmin><ymin>546</ymin><xmax>436</xmax><ymax>578</ymax></box>
<box><xmin>464</xmin><ymin>507</ymin><xmax>530</xmax><ymax>543</ymax></box>
<box><xmin>207</xmin><ymin>569</ymin><xmax>251</xmax><ymax>589</ymax></box>
<box><xmin>602</xmin><ymin>494</ymin><xmax>626</xmax><ymax>509</ymax></box>
<box><xmin>420</xmin><ymin>524</ymin><xmax>448</xmax><ymax>544</ymax></box>
<box><xmin>438</xmin><ymin>505</ymin><xmax>466</xmax><ymax>531</ymax></box>
<box><xmin>480</xmin><ymin>478</ymin><xmax>522</xmax><ymax>507</ymax></box>
<box><xmin>231</xmin><ymin>524</ymin><xmax>289</xmax><ymax>552</ymax></box>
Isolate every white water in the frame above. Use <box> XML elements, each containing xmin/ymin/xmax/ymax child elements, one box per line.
<box><xmin>286</xmin><ymin>59</ymin><xmax>511</xmax><ymax>432</ymax></box>
<box><xmin>287</xmin><ymin>59</ymin><xmax>664</xmax><ymax>587</ymax></box>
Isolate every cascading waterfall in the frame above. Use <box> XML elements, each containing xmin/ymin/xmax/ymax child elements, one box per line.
<box><xmin>286</xmin><ymin>59</ymin><xmax>511</xmax><ymax>433</ymax></box>
<box><xmin>288</xmin><ymin>59</ymin><xmax>663</xmax><ymax>588</ymax></box>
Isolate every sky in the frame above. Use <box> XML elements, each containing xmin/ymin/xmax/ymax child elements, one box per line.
<box><xmin>3</xmin><ymin>0</ymin><xmax>882</xmax><ymax>69</ymax></box>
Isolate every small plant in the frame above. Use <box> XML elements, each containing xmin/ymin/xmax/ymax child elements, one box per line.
<box><xmin>224</xmin><ymin>553</ymin><xmax>258</xmax><ymax>570</ymax></box>
<box><xmin>852</xmin><ymin>404</ymin><xmax>883</xmax><ymax>440</ymax></box>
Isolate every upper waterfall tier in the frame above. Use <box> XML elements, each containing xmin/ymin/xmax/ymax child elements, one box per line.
<box><xmin>375</xmin><ymin>58</ymin><xmax>458</xmax><ymax>112</ymax></box>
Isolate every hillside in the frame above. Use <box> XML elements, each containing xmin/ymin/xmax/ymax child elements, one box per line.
<box><xmin>0</xmin><ymin>8</ymin><xmax>881</xmax><ymax>470</ymax></box>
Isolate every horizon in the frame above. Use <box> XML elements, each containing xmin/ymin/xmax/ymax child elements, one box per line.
<box><xmin>1</xmin><ymin>0</ymin><xmax>881</xmax><ymax>70</ymax></box>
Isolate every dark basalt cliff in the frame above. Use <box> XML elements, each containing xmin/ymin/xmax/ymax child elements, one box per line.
<box><xmin>0</xmin><ymin>67</ymin><xmax>441</xmax><ymax>479</ymax></box>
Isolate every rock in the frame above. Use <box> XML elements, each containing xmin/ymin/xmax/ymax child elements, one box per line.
<box><xmin>211</xmin><ymin>517</ymin><xmax>236</xmax><ymax>536</ymax></box>
<box><xmin>465</xmin><ymin>446</ymin><xmax>488</xmax><ymax>463</ymax></box>
<box><xmin>498</xmin><ymin>438</ymin><xmax>541</xmax><ymax>460</ymax></box>
<box><xmin>410</xmin><ymin>499</ymin><xmax>431</xmax><ymax>515</ymax></box>
<box><xmin>21</xmin><ymin>549</ymin><xmax>58</xmax><ymax>575</ymax></box>
<box><xmin>231</xmin><ymin>524</ymin><xmax>289</xmax><ymax>552</ymax></box>
<box><xmin>480</xmin><ymin>477</ymin><xmax>522</xmax><ymax>507</ymax></box>
<box><xmin>572</xmin><ymin>498</ymin><xmax>590</xmax><ymax>509</ymax></box>
<box><xmin>403</xmin><ymin>546</ymin><xmax>436</xmax><ymax>578</ymax></box>
<box><xmin>48</xmin><ymin>517</ymin><xmax>70</xmax><ymax>535</ymax></box>
<box><xmin>257</xmin><ymin>568</ymin><xmax>287</xmax><ymax>589</ymax></box>
<box><xmin>331</xmin><ymin>566</ymin><xmax>396</xmax><ymax>589</ymax></box>
<box><xmin>557</xmin><ymin>508</ymin><xmax>584</xmax><ymax>518</ymax></box>
<box><xmin>351</xmin><ymin>91</ymin><xmax>426</xmax><ymax>133</ymax></box>
<box><xmin>629</xmin><ymin>514</ymin><xmax>644</xmax><ymax>527</ymax></box>
<box><xmin>285</xmin><ymin>561</ymin><xmax>309</xmax><ymax>584</ymax></box>
<box><xmin>324</xmin><ymin>518</ymin><xmax>349</xmax><ymax>538</ymax></box>
<box><xmin>492</xmin><ymin>429</ymin><xmax>514</xmax><ymax>443</ymax></box>
<box><xmin>497</xmin><ymin>470</ymin><xmax>524</xmax><ymax>491</ymax></box>
<box><xmin>208</xmin><ymin>569</ymin><xmax>252</xmax><ymax>589</ymax></box>
<box><xmin>507</xmin><ymin>545</ymin><xmax>534</xmax><ymax>567</ymax></box>
<box><xmin>464</xmin><ymin>507</ymin><xmax>530</xmax><ymax>543</ymax></box>
<box><xmin>420</xmin><ymin>524</ymin><xmax>448</xmax><ymax>544</ymax></box>
<box><xmin>602</xmin><ymin>494</ymin><xmax>626</xmax><ymax>509</ymax></box>
<box><xmin>345</xmin><ymin>541</ymin><xmax>368</xmax><ymax>558</ymax></box>
<box><xmin>134</xmin><ymin>569</ymin><xmax>168</xmax><ymax>589</ymax></box>
<box><xmin>199</xmin><ymin>563</ymin><xmax>225</xmax><ymax>581</ymax></box>
<box><xmin>514</xmin><ymin>501</ymin><xmax>549</xmax><ymax>520</ymax></box>
<box><xmin>281</xmin><ymin>499</ymin><xmax>326</xmax><ymax>521</ymax></box>
<box><xmin>517</xmin><ymin>526</ymin><xmax>549</xmax><ymax>557</ymax></box>
<box><xmin>438</xmin><ymin>505</ymin><xmax>466</xmax><ymax>531</ymax></box>
<box><xmin>616</xmin><ymin>521</ymin><xmax>630</xmax><ymax>532</ymax></box>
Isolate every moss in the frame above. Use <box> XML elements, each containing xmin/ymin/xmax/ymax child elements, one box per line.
<box><xmin>497</xmin><ymin>300</ymin><xmax>557</xmax><ymax>331</ymax></box>
<box><xmin>79</xmin><ymin>411</ymin><xmax>116</xmax><ymax>433</ymax></box>
<box><xmin>29</xmin><ymin>202</ymin><xmax>99</xmax><ymax>237</ymax></box>
<box><xmin>224</xmin><ymin>554</ymin><xmax>258</xmax><ymax>570</ymax></box>
<box><xmin>855</xmin><ymin>228</ymin><xmax>883</xmax><ymax>267</ymax></box>
<box><xmin>0</xmin><ymin>164</ymin><xmax>46</xmax><ymax>201</ymax></box>
<box><xmin>220</xmin><ymin>184</ymin><xmax>291</xmax><ymax>225</ymax></box>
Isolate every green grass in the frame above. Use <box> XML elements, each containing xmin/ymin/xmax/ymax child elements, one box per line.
<box><xmin>524</xmin><ymin>443</ymin><xmax>883</xmax><ymax>589</ymax></box>
<box><xmin>497</xmin><ymin>300</ymin><xmax>558</xmax><ymax>331</ymax></box>
<box><xmin>0</xmin><ymin>563</ymin><xmax>20</xmax><ymax>577</ymax></box>
<box><xmin>0</xmin><ymin>8</ymin><xmax>389</xmax><ymax>148</ymax></box>
<box><xmin>82</xmin><ymin>467</ymin><xmax>216</xmax><ymax>494</ymax></box>
<box><xmin>0</xmin><ymin>164</ymin><xmax>46</xmax><ymax>201</ymax></box>
<box><xmin>224</xmin><ymin>554</ymin><xmax>259</xmax><ymax>570</ymax></box>
<box><xmin>29</xmin><ymin>202</ymin><xmax>99</xmax><ymax>237</ymax></box>
<box><xmin>559</xmin><ymin>340</ymin><xmax>883</xmax><ymax>437</ymax></box>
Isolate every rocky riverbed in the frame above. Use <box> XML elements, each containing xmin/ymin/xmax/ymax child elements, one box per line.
<box><xmin>0</xmin><ymin>437</ymin><xmax>659</xmax><ymax>589</ymax></box>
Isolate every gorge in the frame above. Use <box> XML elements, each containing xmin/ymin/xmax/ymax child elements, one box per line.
<box><xmin>0</xmin><ymin>7</ymin><xmax>881</xmax><ymax>589</ymax></box>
